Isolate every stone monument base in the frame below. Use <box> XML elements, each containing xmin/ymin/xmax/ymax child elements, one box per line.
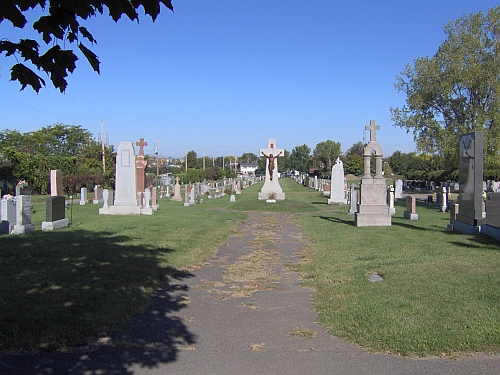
<box><xmin>450</xmin><ymin>219</ymin><xmax>481</xmax><ymax>235</ymax></box>
<box><xmin>12</xmin><ymin>224</ymin><xmax>35</xmax><ymax>235</ymax></box>
<box><xmin>480</xmin><ymin>224</ymin><xmax>500</xmax><ymax>241</ymax></box>
<box><xmin>327</xmin><ymin>197</ymin><xmax>347</xmax><ymax>205</ymax></box>
<box><xmin>258</xmin><ymin>192</ymin><xmax>285</xmax><ymax>200</ymax></box>
<box><xmin>42</xmin><ymin>218</ymin><xmax>68</xmax><ymax>231</ymax></box>
<box><xmin>355</xmin><ymin>204</ymin><xmax>391</xmax><ymax>227</ymax></box>
<box><xmin>99</xmin><ymin>206</ymin><xmax>142</xmax><ymax>215</ymax></box>
<box><xmin>403</xmin><ymin>211</ymin><xmax>418</xmax><ymax>220</ymax></box>
<box><xmin>141</xmin><ymin>207</ymin><xmax>154</xmax><ymax>215</ymax></box>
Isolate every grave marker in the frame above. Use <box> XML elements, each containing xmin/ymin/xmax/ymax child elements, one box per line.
<box><xmin>258</xmin><ymin>139</ymin><xmax>285</xmax><ymax>200</ymax></box>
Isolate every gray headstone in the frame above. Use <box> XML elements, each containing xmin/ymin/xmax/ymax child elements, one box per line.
<box><xmin>456</xmin><ymin>132</ymin><xmax>485</xmax><ymax>226</ymax></box>
<box><xmin>46</xmin><ymin>196</ymin><xmax>65</xmax><ymax>222</ymax></box>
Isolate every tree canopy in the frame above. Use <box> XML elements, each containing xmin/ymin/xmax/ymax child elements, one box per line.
<box><xmin>312</xmin><ymin>140</ymin><xmax>342</xmax><ymax>172</ymax></box>
<box><xmin>390</xmin><ymin>6</ymin><xmax>500</xmax><ymax>170</ymax></box>
<box><xmin>289</xmin><ymin>144</ymin><xmax>311</xmax><ymax>174</ymax></box>
<box><xmin>0</xmin><ymin>1</ymin><xmax>174</xmax><ymax>92</ymax></box>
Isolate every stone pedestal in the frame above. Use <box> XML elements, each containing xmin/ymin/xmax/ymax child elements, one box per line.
<box><xmin>355</xmin><ymin>180</ymin><xmax>391</xmax><ymax>226</ymax></box>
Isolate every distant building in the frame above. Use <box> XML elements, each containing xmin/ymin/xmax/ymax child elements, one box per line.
<box><xmin>239</xmin><ymin>162</ymin><xmax>258</xmax><ymax>176</ymax></box>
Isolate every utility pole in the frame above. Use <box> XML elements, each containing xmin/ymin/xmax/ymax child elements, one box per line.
<box><xmin>101</xmin><ymin>119</ymin><xmax>105</xmax><ymax>173</ymax></box>
<box><xmin>155</xmin><ymin>138</ymin><xmax>159</xmax><ymax>177</ymax></box>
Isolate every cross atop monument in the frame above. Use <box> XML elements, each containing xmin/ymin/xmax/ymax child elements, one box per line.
<box><xmin>136</xmin><ymin>138</ymin><xmax>147</xmax><ymax>156</ymax></box>
<box><xmin>365</xmin><ymin>120</ymin><xmax>380</xmax><ymax>143</ymax></box>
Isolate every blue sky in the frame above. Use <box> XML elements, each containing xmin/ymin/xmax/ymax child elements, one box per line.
<box><xmin>1</xmin><ymin>0</ymin><xmax>498</xmax><ymax>159</ymax></box>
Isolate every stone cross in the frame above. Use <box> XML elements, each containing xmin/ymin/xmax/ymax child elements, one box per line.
<box><xmin>260</xmin><ymin>139</ymin><xmax>284</xmax><ymax>181</ymax></box>
<box><xmin>366</xmin><ymin>120</ymin><xmax>380</xmax><ymax>142</ymax></box>
<box><xmin>136</xmin><ymin>138</ymin><xmax>147</xmax><ymax>156</ymax></box>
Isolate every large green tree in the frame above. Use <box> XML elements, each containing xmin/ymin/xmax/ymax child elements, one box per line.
<box><xmin>345</xmin><ymin>141</ymin><xmax>365</xmax><ymax>157</ymax></box>
<box><xmin>0</xmin><ymin>1</ymin><xmax>174</xmax><ymax>92</ymax></box>
<box><xmin>186</xmin><ymin>150</ymin><xmax>198</xmax><ymax>169</ymax></box>
<box><xmin>313</xmin><ymin>140</ymin><xmax>342</xmax><ymax>172</ymax></box>
<box><xmin>391</xmin><ymin>7</ymin><xmax>500</xmax><ymax>171</ymax></box>
<box><xmin>289</xmin><ymin>144</ymin><xmax>311</xmax><ymax>174</ymax></box>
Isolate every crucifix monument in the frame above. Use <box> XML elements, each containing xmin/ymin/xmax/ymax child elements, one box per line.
<box><xmin>258</xmin><ymin>139</ymin><xmax>285</xmax><ymax>200</ymax></box>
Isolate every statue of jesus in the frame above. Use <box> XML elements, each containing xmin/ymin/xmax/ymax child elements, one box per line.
<box><xmin>261</xmin><ymin>150</ymin><xmax>283</xmax><ymax>180</ymax></box>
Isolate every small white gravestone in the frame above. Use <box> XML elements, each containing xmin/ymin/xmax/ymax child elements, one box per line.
<box><xmin>102</xmin><ymin>189</ymin><xmax>114</xmax><ymax>209</ymax></box>
<box><xmin>394</xmin><ymin>179</ymin><xmax>404</xmax><ymax>199</ymax></box>
<box><xmin>141</xmin><ymin>188</ymin><xmax>154</xmax><ymax>215</ymax></box>
<box><xmin>80</xmin><ymin>187</ymin><xmax>87</xmax><ymax>205</ymax></box>
<box><xmin>229</xmin><ymin>194</ymin><xmax>236</xmax><ymax>203</ymax></box>
<box><xmin>328</xmin><ymin>158</ymin><xmax>347</xmax><ymax>204</ymax></box>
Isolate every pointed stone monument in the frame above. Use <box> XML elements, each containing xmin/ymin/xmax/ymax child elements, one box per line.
<box><xmin>258</xmin><ymin>139</ymin><xmax>285</xmax><ymax>200</ymax></box>
<box><xmin>99</xmin><ymin>141</ymin><xmax>141</xmax><ymax>215</ymax></box>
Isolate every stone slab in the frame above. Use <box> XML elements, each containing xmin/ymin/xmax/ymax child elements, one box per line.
<box><xmin>450</xmin><ymin>219</ymin><xmax>481</xmax><ymax>235</ymax></box>
<box><xmin>41</xmin><ymin>218</ymin><xmax>68</xmax><ymax>231</ymax></box>
<box><xmin>481</xmin><ymin>224</ymin><xmax>500</xmax><ymax>241</ymax></box>
<box><xmin>12</xmin><ymin>224</ymin><xmax>35</xmax><ymax>235</ymax></box>
<box><xmin>99</xmin><ymin>206</ymin><xmax>142</xmax><ymax>215</ymax></box>
<box><xmin>403</xmin><ymin>211</ymin><xmax>418</xmax><ymax>220</ymax></box>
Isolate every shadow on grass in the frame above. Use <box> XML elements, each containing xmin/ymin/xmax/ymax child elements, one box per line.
<box><xmin>318</xmin><ymin>215</ymin><xmax>355</xmax><ymax>226</ymax></box>
<box><xmin>0</xmin><ymin>229</ymin><xmax>195</xmax><ymax>374</ymax></box>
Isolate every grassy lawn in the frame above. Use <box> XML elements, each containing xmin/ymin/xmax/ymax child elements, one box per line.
<box><xmin>293</xmin><ymin>182</ymin><xmax>500</xmax><ymax>357</ymax></box>
<box><xmin>1</xmin><ymin>179</ymin><xmax>499</xmax><ymax>357</ymax></box>
<box><xmin>1</xmin><ymin>189</ymin><xmax>248</xmax><ymax>352</ymax></box>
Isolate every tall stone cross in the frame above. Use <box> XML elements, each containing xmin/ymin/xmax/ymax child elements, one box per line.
<box><xmin>260</xmin><ymin>139</ymin><xmax>284</xmax><ymax>181</ymax></box>
<box><xmin>366</xmin><ymin>120</ymin><xmax>380</xmax><ymax>143</ymax></box>
<box><xmin>135</xmin><ymin>138</ymin><xmax>148</xmax><ymax>204</ymax></box>
<box><xmin>136</xmin><ymin>138</ymin><xmax>147</xmax><ymax>156</ymax></box>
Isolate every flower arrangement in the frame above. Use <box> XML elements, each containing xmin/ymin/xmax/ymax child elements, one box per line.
<box><xmin>2</xmin><ymin>194</ymin><xmax>13</xmax><ymax>199</ymax></box>
<box><xmin>17</xmin><ymin>180</ymin><xmax>28</xmax><ymax>188</ymax></box>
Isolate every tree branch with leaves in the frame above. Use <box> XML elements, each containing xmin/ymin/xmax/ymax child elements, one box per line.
<box><xmin>1</xmin><ymin>0</ymin><xmax>174</xmax><ymax>92</ymax></box>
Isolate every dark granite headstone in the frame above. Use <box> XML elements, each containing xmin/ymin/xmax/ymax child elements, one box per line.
<box><xmin>46</xmin><ymin>196</ymin><xmax>66</xmax><ymax>222</ymax></box>
<box><xmin>15</xmin><ymin>185</ymin><xmax>30</xmax><ymax>196</ymax></box>
<box><xmin>456</xmin><ymin>131</ymin><xmax>485</xmax><ymax>226</ymax></box>
<box><xmin>485</xmin><ymin>193</ymin><xmax>500</xmax><ymax>228</ymax></box>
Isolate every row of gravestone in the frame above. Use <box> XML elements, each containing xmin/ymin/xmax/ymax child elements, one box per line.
<box><xmin>1</xmin><ymin>191</ymin><xmax>67</xmax><ymax>235</ymax></box>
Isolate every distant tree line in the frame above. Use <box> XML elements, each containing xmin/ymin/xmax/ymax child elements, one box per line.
<box><xmin>0</xmin><ymin>124</ymin><xmax>114</xmax><ymax>194</ymax></box>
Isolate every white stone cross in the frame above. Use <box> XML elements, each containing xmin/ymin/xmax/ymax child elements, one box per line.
<box><xmin>260</xmin><ymin>139</ymin><xmax>284</xmax><ymax>181</ymax></box>
<box><xmin>366</xmin><ymin>120</ymin><xmax>380</xmax><ymax>142</ymax></box>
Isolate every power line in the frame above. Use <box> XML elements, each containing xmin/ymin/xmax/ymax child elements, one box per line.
<box><xmin>0</xmin><ymin>93</ymin><xmax>95</xmax><ymax>122</ymax></box>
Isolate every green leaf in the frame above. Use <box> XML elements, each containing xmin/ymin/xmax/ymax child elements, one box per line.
<box><xmin>10</xmin><ymin>63</ymin><xmax>45</xmax><ymax>92</ymax></box>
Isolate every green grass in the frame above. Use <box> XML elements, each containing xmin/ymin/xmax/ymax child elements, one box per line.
<box><xmin>1</xmin><ymin>192</ymin><xmax>246</xmax><ymax>352</ymax></box>
<box><xmin>295</xmin><ymin>198</ymin><xmax>500</xmax><ymax>357</ymax></box>
<box><xmin>2</xmin><ymin>180</ymin><xmax>500</xmax><ymax>357</ymax></box>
